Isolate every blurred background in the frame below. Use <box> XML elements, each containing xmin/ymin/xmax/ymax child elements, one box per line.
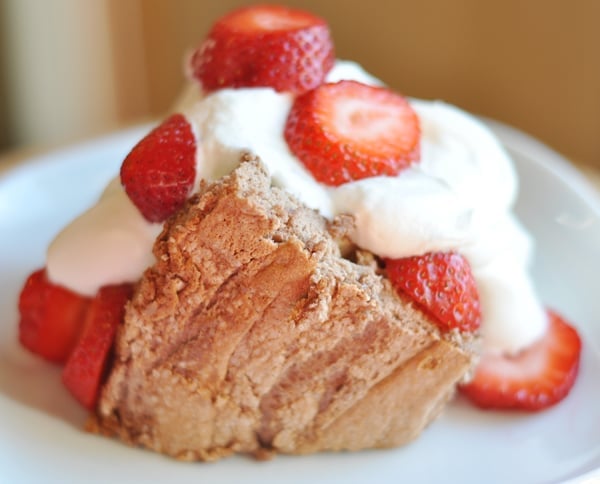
<box><xmin>0</xmin><ymin>0</ymin><xmax>599</xmax><ymax>167</ymax></box>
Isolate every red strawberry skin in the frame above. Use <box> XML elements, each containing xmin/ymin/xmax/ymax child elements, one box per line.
<box><xmin>120</xmin><ymin>113</ymin><xmax>195</xmax><ymax>223</ymax></box>
<box><xmin>285</xmin><ymin>80</ymin><xmax>420</xmax><ymax>186</ymax></box>
<box><xmin>460</xmin><ymin>310</ymin><xmax>581</xmax><ymax>411</ymax></box>
<box><xmin>18</xmin><ymin>268</ymin><xmax>90</xmax><ymax>363</ymax></box>
<box><xmin>385</xmin><ymin>252</ymin><xmax>481</xmax><ymax>333</ymax></box>
<box><xmin>62</xmin><ymin>284</ymin><xmax>133</xmax><ymax>410</ymax></box>
<box><xmin>190</xmin><ymin>5</ymin><xmax>334</xmax><ymax>94</ymax></box>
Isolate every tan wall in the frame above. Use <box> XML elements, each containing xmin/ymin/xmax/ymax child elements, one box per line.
<box><xmin>0</xmin><ymin>18</ymin><xmax>9</xmax><ymax>151</ymax></box>
<box><xmin>138</xmin><ymin>0</ymin><xmax>600</xmax><ymax>167</ymax></box>
<box><xmin>0</xmin><ymin>0</ymin><xmax>148</xmax><ymax>148</ymax></box>
<box><xmin>1</xmin><ymin>0</ymin><xmax>599</xmax><ymax>168</ymax></box>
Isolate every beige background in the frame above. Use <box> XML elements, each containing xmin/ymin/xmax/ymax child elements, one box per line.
<box><xmin>1</xmin><ymin>0</ymin><xmax>599</xmax><ymax>167</ymax></box>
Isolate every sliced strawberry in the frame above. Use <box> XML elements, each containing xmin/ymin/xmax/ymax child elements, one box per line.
<box><xmin>62</xmin><ymin>284</ymin><xmax>133</xmax><ymax>410</ymax></box>
<box><xmin>190</xmin><ymin>4</ymin><xmax>334</xmax><ymax>94</ymax></box>
<box><xmin>120</xmin><ymin>114</ymin><xmax>196</xmax><ymax>223</ymax></box>
<box><xmin>460</xmin><ymin>310</ymin><xmax>581</xmax><ymax>411</ymax></box>
<box><xmin>385</xmin><ymin>252</ymin><xmax>481</xmax><ymax>332</ymax></box>
<box><xmin>284</xmin><ymin>80</ymin><xmax>420</xmax><ymax>186</ymax></box>
<box><xmin>18</xmin><ymin>268</ymin><xmax>90</xmax><ymax>363</ymax></box>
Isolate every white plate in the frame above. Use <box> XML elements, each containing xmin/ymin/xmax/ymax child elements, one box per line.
<box><xmin>0</xmin><ymin>122</ymin><xmax>599</xmax><ymax>484</ymax></box>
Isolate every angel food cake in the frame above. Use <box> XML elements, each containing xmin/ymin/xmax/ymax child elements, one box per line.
<box><xmin>17</xmin><ymin>4</ymin><xmax>581</xmax><ymax>460</ymax></box>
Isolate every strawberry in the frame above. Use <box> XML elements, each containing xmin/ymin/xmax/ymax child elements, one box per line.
<box><xmin>460</xmin><ymin>310</ymin><xmax>581</xmax><ymax>411</ymax></box>
<box><xmin>284</xmin><ymin>80</ymin><xmax>420</xmax><ymax>186</ymax></box>
<box><xmin>385</xmin><ymin>252</ymin><xmax>481</xmax><ymax>333</ymax></box>
<box><xmin>190</xmin><ymin>4</ymin><xmax>334</xmax><ymax>94</ymax></box>
<box><xmin>62</xmin><ymin>284</ymin><xmax>133</xmax><ymax>410</ymax></box>
<box><xmin>18</xmin><ymin>268</ymin><xmax>90</xmax><ymax>363</ymax></box>
<box><xmin>120</xmin><ymin>113</ymin><xmax>196</xmax><ymax>223</ymax></box>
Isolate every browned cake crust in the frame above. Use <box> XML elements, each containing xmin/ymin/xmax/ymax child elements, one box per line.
<box><xmin>91</xmin><ymin>156</ymin><xmax>477</xmax><ymax>461</ymax></box>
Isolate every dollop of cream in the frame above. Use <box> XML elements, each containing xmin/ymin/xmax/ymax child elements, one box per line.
<box><xmin>47</xmin><ymin>178</ymin><xmax>162</xmax><ymax>296</ymax></box>
<box><xmin>46</xmin><ymin>60</ymin><xmax>547</xmax><ymax>354</ymax></box>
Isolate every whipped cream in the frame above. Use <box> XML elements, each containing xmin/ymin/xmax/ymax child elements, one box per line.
<box><xmin>46</xmin><ymin>60</ymin><xmax>547</xmax><ymax>355</ymax></box>
<box><xmin>47</xmin><ymin>178</ymin><xmax>162</xmax><ymax>296</ymax></box>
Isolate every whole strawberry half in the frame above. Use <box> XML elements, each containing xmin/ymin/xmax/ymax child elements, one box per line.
<box><xmin>285</xmin><ymin>80</ymin><xmax>420</xmax><ymax>186</ymax></box>
<box><xmin>385</xmin><ymin>252</ymin><xmax>481</xmax><ymax>333</ymax></box>
<box><xmin>18</xmin><ymin>268</ymin><xmax>90</xmax><ymax>363</ymax></box>
<box><xmin>460</xmin><ymin>310</ymin><xmax>581</xmax><ymax>411</ymax></box>
<box><xmin>62</xmin><ymin>283</ymin><xmax>133</xmax><ymax>410</ymax></box>
<box><xmin>190</xmin><ymin>4</ymin><xmax>334</xmax><ymax>94</ymax></box>
<box><xmin>120</xmin><ymin>113</ymin><xmax>196</xmax><ymax>223</ymax></box>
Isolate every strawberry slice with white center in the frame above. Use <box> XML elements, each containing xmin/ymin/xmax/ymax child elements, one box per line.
<box><xmin>190</xmin><ymin>4</ymin><xmax>334</xmax><ymax>94</ymax></box>
<box><xmin>460</xmin><ymin>310</ymin><xmax>581</xmax><ymax>411</ymax></box>
<box><xmin>285</xmin><ymin>80</ymin><xmax>420</xmax><ymax>186</ymax></box>
<box><xmin>18</xmin><ymin>268</ymin><xmax>90</xmax><ymax>363</ymax></box>
<box><xmin>120</xmin><ymin>113</ymin><xmax>196</xmax><ymax>223</ymax></box>
<box><xmin>62</xmin><ymin>283</ymin><xmax>133</xmax><ymax>410</ymax></box>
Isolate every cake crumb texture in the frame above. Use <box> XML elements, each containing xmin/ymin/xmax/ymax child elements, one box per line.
<box><xmin>93</xmin><ymin>155</ymin><xmax>475</xmax><ymax>461</ymax></box>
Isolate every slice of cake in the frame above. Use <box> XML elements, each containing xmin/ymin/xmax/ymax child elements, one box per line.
<box><xmin>91</xmin><ymin>157</ymin><xmax>476</xmax><ymax>460</ymax></box>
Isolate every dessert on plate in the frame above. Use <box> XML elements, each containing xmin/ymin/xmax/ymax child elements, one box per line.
<box><xmin>92</xmin><ymin>157</ymin><xmax>477</xmax><ymax>460</ymax></box>
<box><xmin>17</xmin><ymin>4</ymin><xmax>581</xmax><ymax>461</ymax></box>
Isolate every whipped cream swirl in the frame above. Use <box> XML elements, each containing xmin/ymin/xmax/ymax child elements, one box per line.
<box><xmin>47</xmin><ymin>60</ymin><xmax>547</xmax><ymax>355</ymax></box>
